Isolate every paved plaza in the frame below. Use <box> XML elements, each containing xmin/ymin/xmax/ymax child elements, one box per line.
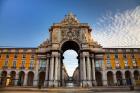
<box><xmin>0</xmin><ymin>86</ymin><xmax>140</xmax><ymax>93</ymax></box>
<box><xmin>0</xmin><ymin>90</ymin><xmax>139</xmax><ymax>93</ymax></box>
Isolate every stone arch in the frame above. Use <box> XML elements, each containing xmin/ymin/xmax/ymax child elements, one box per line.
<box><xmin>125</xmin><ymin>70</ymin><xmax>132</xmax><ymax>85</ymax></box>
<box><xmin>9</xmin><ymin>71</ymin><xmax>16</xmax><ymax>86</ymax></box>
<box><xmin>38</xmin><ymin>71</ymin><xmax>45</xmax><ymax>86</ymax></box>
<box><xmin>60</xmin><ymin>40</ymin><xmax>81</xmax><ymax>87</ymax></box>
<box><xmin>27</xmin><ymin>71</ymin><xmax>34</xmax><ymax>86</ymax></box>
<box><xmin>18</xmin><ymin>71</ymin><xmax>25</xmax><ymax>86</ymax></box>
<box><xmin>134</xmin><ymin>70</ymin><xmax>139</xmax><ymax>80</ymax></box>
<box><xmin>107</xmin><ymin>71</ymin><xmax>114</xmax><ymax>86</ymax></box>
<box><xmin>1</xmin><ymin>71</ymin><xmax>7</xmax><ymax>86</ymax></box>
<box><xmin>60</xmin><ymin>40</ymin><xmax>80</xmax><ymax>53</ymax></box>
<box><xmin>95</xmin><ymin>71</ymin><xmax>102</xmax><ymax>86</ymax></box>
<box><xmin>116</xmin><ymin>71</ymin><xmax>123</xmax><ymax>86</ymax></box>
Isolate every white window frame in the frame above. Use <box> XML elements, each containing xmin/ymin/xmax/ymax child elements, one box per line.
<box><xmin>30</xmin><ymin>60</ymin><xmax>34</xmax><ymax>67</ymax></box>
<box><xmin>13</xmin><ymin>60</ymin><xmax>16</xmax><ymax>67</ymax></box>
<box><xmin>22</xmin><ymin>60</ymin><xmax>25</xmax><ymax>67</ymax></box>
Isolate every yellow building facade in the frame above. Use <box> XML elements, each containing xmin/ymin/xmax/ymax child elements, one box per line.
<box><xmin>0</xmin><ymin>13</ymin><xmax>140</xmax><ymax>87</ymax></box>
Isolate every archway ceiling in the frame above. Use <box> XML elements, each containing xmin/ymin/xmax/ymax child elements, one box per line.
<box><xmin>61</xmin><ymin>41</ymin><xmax>80</xmax><ymax>53</ymax></box>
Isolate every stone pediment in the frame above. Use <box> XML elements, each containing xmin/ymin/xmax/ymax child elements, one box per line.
<box><xmin>60</xmin><ymin>12</ymin><xmax>80</xmax><ymax>25</ymax></box>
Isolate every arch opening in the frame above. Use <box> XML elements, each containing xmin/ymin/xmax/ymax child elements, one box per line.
<box><xmin>18</xmin><ymin>71</ymin><xmax>25</xmax><ymax>86</ymax></box>
<box><xmin>95</xmin><ymin>71</ymin><xmax>102</xmax><ymax>86</ymax></box>
<box><xmin>107</xmin><ymin>71</ymin><xmax>114</xmax><ymax>86</ymax></box>
<box><xmin>38</xmin><ymin>71</ymin><xmax>45</xmax><ymax>86</ymax></box>
<box><xmin>27</xmin><ymin>71</ymin><xmax>34</xmax><ymax>86</ymax></box>
<box><xmin>10</xmin><ymin>71</ymin><xmax>16</xmax><ymax>86</ymax></box>
<box><xmin>125</xmin><ymin>71</ymin><xmax>132</xmax><ymax>85</ymax></box>
<box><xmin>116</xmin><ymin>71</ymin><xmax>123</xmax><ymax>86</ymax></box>
<box><xmin>61</xmin><ymin>41</ymin><xmax>80</xmax><ymax>87</ymax></box>
<box><xmin>1</xmin><ymin>71</ymin><xmax>7</xmax><ymax>86</ymax></box>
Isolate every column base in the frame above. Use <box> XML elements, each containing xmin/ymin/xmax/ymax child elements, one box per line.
<box><xmin>33</xmin><ymin>80</ymin><xmax>38</xmax><ymax>87</ymax></box>
<box><xmin>14</xmin><ymin>80</ymin><xmax>18</xmax><ymax>86</ymax></box>
<box><xmin>87</xmin><ymin>81</ymin><xmax>92</xmax><ymax>87</ymax></box>
<box><xmin>44</xmin><ymin>80</ymin><xmax>49</xmax><ymax>87</ymax></box>
<box><xmin>48</xmin><ymin>80</ymin><xmax>54</xmax><ymax>87</ymax></box>
<box><xmin>103</xmin><ymin>80</ymin><xmax>107</xmax><ymax>86</ymax></box>
<box><xmin>92</xmin><ymin>80</ymin><xmax>96</xmax><ymax>86</ymax></box>
<box><xmin>80</xmin><ymin>81</ymin><xmax>88</xmax><ymax>87</ymax></box>
<box><xmin>54</xmin><ymin>80</ymin><xmax>59</xmax><ymax>87</ymax></box>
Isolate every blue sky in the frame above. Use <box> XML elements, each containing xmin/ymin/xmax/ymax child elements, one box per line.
<box><xmin>0</xmin><ymin>0</ymin><xmax>139</xmax><ymax>47</ymax></box>
<box><xmin>0</xmin><ymin>0</ymin><xmax>140</xmax><ymax>76</ymax></box>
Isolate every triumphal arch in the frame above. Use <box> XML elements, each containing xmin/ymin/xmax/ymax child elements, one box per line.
<box><xmin>37</xmin><ymin>12</ymin><xmax>101</xmax><ymax>87</ymax></box>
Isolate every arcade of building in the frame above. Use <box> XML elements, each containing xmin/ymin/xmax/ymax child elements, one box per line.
<box><xmin>0</xmin><ymin>13</ymin><xmax>140</xmax><ymax>87</ymax></box>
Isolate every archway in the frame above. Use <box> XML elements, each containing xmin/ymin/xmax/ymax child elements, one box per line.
<box><xmin>63</xmin><ymin>50</ymin><xmax>79</xmax><ymax>87</ymax></box>
<box><xmin>95</xmin><ymin>71</ymin><xmax>102</xmax><ymax>86</ymax></box>
<box><xmin>125</xmin><ymin>70</ymin><xmax>132</xmax><ymax>85</ymax></box>
<box><xmin>27</xmin><ymin>71</ymin><xmax>34</xmax><ymax>86</ymax></box>
<box><xmin>1</xmin><ymin>71</ymin><xmax>7</xmax><ymax>86</ymax></box>
<box><xmin>61</xmin><ymin>41</ymin><xmax>80</xmax><ymax>87</ymax></box>
<box><xmin>107</xmin><ymin>71</ymin><xmax>114</xmax><ymax>86</ymax></box>
<box><xmin>10</xmin><ymin>71</ymin><xmax>16</xmax><ymax>86</ymax></box>
<box><xmin>116</xmin><ymin>71</ymin><xmax>123</xmax><ymax>86</ymax></box>
<box><xmin>18</xmin><ymin>71</ymin><xmax>25</xmax><ymax>86</ymax></box>
<box><xmin>134</xmin><ymin>70</ymin><xmax>139</xmax><ymax>80</ymax></box>
<box><xmin>38</xmin><ymin>71</ymin><xmax>45</xmax><ymax>86</ymax></box>
<box><xmin>133</xmin><ymin>70</ymin><xmax>139</xmax><ymax>85</ymax></box>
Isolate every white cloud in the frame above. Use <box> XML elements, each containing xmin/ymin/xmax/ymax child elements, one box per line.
<box><xmin>94</xmin><ymin>6</ymin><xmax>140</xmax><ymax>48</ymax></box>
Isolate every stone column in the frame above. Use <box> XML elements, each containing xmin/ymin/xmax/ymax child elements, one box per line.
<box><xmin>102</xmin><ymin>72</ymin><xmax>107</xmax><ymax>86</ymax></box>
<box><xmin>82</xmin><ymin>56</ymin><xmax>87</xmax><ymax>87</ymax></box>
<box><xmin>57</xmin><ymin>56</ymin><xmax>61</xmax><ymax>86</ymax></box>
<box><xmin>54</xmin><ymin>56</ymin><xmax>59</xmax><ymax>87</ymax></box>
<box><xmin>23</xmin><ymin>73</ymin><xmax>28</xmax><ymax>86</ymax></box>
<box><xmin>80</xmin><ymin>56</ymin><xmax>83</xmax><ymax>87</ymax></box>
<box><xmin>122</xmin><ymin>73</ymin><xmax>126</xmax><ymax>86</ymax></box>
<box><xmin>62</xmin><ymin>64</ymin><xmax>65</xmax><ymax>86</ymax></box>
<box><xmin>45</xmin><ymin>56</ymin><xmax>49</xmax><ymax>87</ymax></box>
<box><xmin>86</xmin><ymin>56</ymin><xmax>92</xmax><ymax>87</ymax></box>
<box><xmin>49</xmin><ymin>56</ymin><xmax>54</xmax><ymax>87</ymax></box>
<box><xmin>131</xmin><ymin>72</ymin><xmax>135</xmax><ymax>86</ymax></box>
<box><xmin>113</xmin><ymin>73</ymin><xmax>117</xmax><ymax>86</ymax></box>
<box><xmin>33</xmin><ymin>60</ymin><xmax>39</xmax><ymax>87</ymax></box>
<box><xmin>15</xmin><ymin>74</ymin><xmax>19</xmax><ymax>86</ymax></box>
<box><xmin>91</xmin><ymin>56</ymin><xmax>96</xmax><ymax>86</ymax></box>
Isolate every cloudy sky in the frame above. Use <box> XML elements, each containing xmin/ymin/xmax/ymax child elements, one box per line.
<box><xmin>0</xmin><ymin>0</ymin><xmax>140</xmax><ymax>76</ymax></box>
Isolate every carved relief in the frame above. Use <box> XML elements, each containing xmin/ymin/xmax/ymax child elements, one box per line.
<box><xmin>60</xmin><ymin>12</ymin><xmax>80</xmax><ymax>25</ymax></box>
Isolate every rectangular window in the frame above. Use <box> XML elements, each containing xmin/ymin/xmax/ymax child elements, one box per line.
<box><xmin>107</xmin><ymin>54</ymin><xmax>110</xmax><ymax>59</ymax></box>
<box><xmin>115</xmin><ymin>60</ymin><xmax>120</xmax><ymax>68</ymax></box>
<box><xmin>22</xmin><ymin>54</ymin><xmax>26</xmax><ymax>59</ymax></box>
<box><xmin>131</xmin><ymin>54</ymin><xmax>135</xmax><ymax>59</ymax></box>
<box><xmin>31</xmin><ymin>54</ymin><xmax>34</xmax><ymax>59</ymax></box>
<box><xmin>13</xmin><ymin>60</ymin><xmax>16</xmax><ymax>67</ymax></box>
<box><xmin>132</xmin><ymin>59</ymin><xmax>137</xmax><ymax>67</ymax></box>
<box><xmin>123</xmin><ymin>54</ymin><xmax>127</xmax><ymax>59</ymax></box>
<box><xmin>14</xmin><ymin>54</ymin><xmax>17</xmax><ymax>58</ymax></box>
<box><xmin>40</xmin><ymin>60</ymin><xmax>46</xmax><ymax>67</ymax></box>
<box><xmin>115</xmin><ymin>53</ymin><xmax>118</xmax><ymax>59</ymax></box>
<box><xmin>22</xmin><ymin>60</ymin><xmax>25</xmax><ymax>67</ymax></box>
<box><xmin>107</xmin><ymin>60</ymin><xmax>111</xmax><ymax>68</ymax></box>
<box><xmin>30</xmin><ymin>60</ymin><xmax>34</xmax><ymax>67</ymax></box>
<box><xmin>95</xmin><ymin>61</ymin><xmax>100</xmax><ymax>67</ymax></box>
<box><xmin>4</xmin><ymin>60</ymin><xmax>8</xmax><ymax>66</ymax></box>
<box><xmin>6</xmin><ymin>54</ymin><xmax>9</xmax><ymax>58</ymax></box>
<box><xmin>124</xmin><ymin>60</ymin><xmax>129</xmax><ymax>68</ymax></box>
